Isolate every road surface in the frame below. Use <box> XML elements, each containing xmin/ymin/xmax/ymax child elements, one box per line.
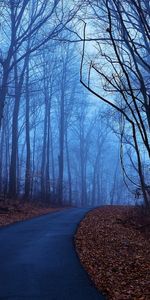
<box><xmin>0</xmin><ymin>208</ymin><xmax>105</xmax><ymax>300</ymax></box>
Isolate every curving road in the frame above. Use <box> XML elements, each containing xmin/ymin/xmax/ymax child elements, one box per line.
<box><xmin>0</xmin><ymin>208</ymin><xmax>105</xmax><ymax>300</ymax></box>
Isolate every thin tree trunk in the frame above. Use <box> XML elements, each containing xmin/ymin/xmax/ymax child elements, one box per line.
<box><xmin>0</xmin><ymin>63</ymin><xmax>10</xmax><ymax>128</ymax></box>
<box><xmin>57</xmin><ymin>84</ymin><xmax>65</xmax><ymax>205</ymax></box>
<box><xmin>50</xmin><ymin>129</ymin><xmax>55</xmax><ymax>198</ymax></box>
<box><xmin>9</xmin><ymin>70</ymin><xmax>21</xmax><ymax>198</ymax></box>
<box><xmin>45</xmin><ymin>98</ymin><xmax>51</xmax><ymax>202</ymax></box>
<box><xmin>0</xmin><ymin>121</ymin><xmax>4</xmax><ymax>192</ymax></box>
<box><xmin>41</xmin><ymin>98</ymin><xmax>47</xmax><ymax>200</ymax></box>
<box><xmin>65</xmin><ymin>131</ymin><xmax>72</xmax><ymax>205</ymax></box>
<box><xmin>31</xmin><ymin>126</ymin><xmax>36</xmax><ymax>199</ymax></box>
<box><xmin>24</xmin><ymin>59</ymin><xmax>31</xmax><ymax>199</ymax></box>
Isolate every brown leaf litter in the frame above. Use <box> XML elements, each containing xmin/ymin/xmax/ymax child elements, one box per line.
<box><xmin>75</xmin><ymin>206</ymin><xmax>150</xmax><ymax>300</ymax></box>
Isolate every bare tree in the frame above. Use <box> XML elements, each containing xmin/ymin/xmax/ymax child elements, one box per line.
<box><xmin>0</xmin><ymin>0</ymin><xmax>79</xmax><ymax>127</ymax></box>
<box><xmin>80</xmin><ymin>0</ymin><xmax>150</xmax><ymax>207</ymax></box>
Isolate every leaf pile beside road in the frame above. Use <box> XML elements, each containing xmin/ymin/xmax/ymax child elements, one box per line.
<box><xmin>75</xmin><ymin>206</ymin><xmax>150</xmax><ymax>300</ymax></box>
<box><xmin>0</xmin><ymin>200</ymin><xmax>61</xmax><ymax>227</ymax></box>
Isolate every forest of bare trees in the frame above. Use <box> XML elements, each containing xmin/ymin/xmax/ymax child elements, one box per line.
<box><xmin>0</xmin><ymin>0</ymin><xmax>149</xmax><ymax>208</ymax></box>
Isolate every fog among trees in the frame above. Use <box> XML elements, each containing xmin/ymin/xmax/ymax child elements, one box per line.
<box><xmin>0</xmin><ymin>0</ymin><xmax>149</xmax><ymax>208</ymax></box>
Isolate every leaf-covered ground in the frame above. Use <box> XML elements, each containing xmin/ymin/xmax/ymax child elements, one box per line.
<box><xmin>75</xmin><ymin>206</ymin><xmax>150</xmax><ymax>300</ymax></box>
<box><xmin>0</xmin><ymin>200</ymin><xmax>62</xmax><ymax>227</ymax></box>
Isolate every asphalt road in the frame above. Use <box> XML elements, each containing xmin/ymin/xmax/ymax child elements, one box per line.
<box><xmin>0</xmin><ymin>208</ymin><xmax>105</xmax><ymax>300</ymax></box>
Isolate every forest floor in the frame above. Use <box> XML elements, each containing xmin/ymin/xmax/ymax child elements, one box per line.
<box><xmin>0</xmin><ymin>199</ymin><xmax>63</xmax><ymax>227</ymax></box>
<box><xmin>75</xmin><ymin>206</ymin><xmax>150</xmax><ymax>300</ymax></box>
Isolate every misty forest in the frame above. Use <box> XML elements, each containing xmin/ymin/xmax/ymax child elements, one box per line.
<box><xmin>0</xmin><ymin>0</ymin><xmax>149</xmax><ymax>208</ymax></box>
<box><xmin>0</xmin><ymin>1</ymin><xmax>150</xmax><ymax>300</ymax></box>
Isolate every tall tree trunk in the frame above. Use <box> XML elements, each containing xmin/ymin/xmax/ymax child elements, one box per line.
<box><xmin>97</xmin><ymin>173</ymin><xmax>100</xmax><ymax>205</ymax></box>
<box><xmin>50</xmin><ymin>129</ymin><xmax>55</xmax><ymax>198</ymax></box>
<box><xmin>57</xmin><ymin>84</ymin><xmax>65</xmax><ymax>205</ymax></box>
<box><xmin>31</xmin><ymin>126</ymin><xmax>36</xmax><ymax>199</ymax></box>
<box><xmin>24</xmin><ymin>59</ymin><xmax>31</xmax><ymax>199</ymax></box>
<box><xmin>110</xmin><ymin>153</ymin><xmax>119</xmax><ymax>205</ymax></box>
<box><xmin>45</xmin><ymin>97</ymin><xmax>51</xmax><ymax>202</ymax></box>
<box><xmin>9</xmin><ymin>92</ymin><xmax>20</xmax><ymax>198</ymax></box>
<box><xmin>41</xmin><ymin>98</ymin><xmax>48</xmax><ymax>200</ymax></box>
<box><xmin>65</xmin><ymin>131</ymin><xmax>72</xmax><ymax>205</ymax></box>
<box><xmin>0</xmin><ymin>62</ymin><xmax>10</xmax><ymax>128</ymax></box>
<box><xmin>92</xmin><ymin>164</ymin><xmax>97</xmax><ymax>206</ymax></box>
<box><xmin>9</xmin><ymin>54</ymin><xmax>26</xmax><ymax>198</ymax></box>
<box><xmin>4</xmin><ymin>104</ymin><xmax>10</xmax><ymax>195</ymax></box>
<box><xmin>80</xmin><ymin>133</ymin><xmax>87</xmax><ymax>206</ymax></box>
<box><xmin>9</xmin><ymin>57</ymin><xmax>20</xmax><ymax>198</ymax></box>
<box><xmin>0</xmin><ymin>121</ymin><xmax>4</xmax><ymax>192</ymax></box>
